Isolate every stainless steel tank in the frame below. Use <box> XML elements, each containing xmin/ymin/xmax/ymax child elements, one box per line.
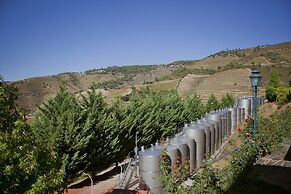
<box><xmin>139</xmin><ymin>148</ymin><xmax>163</xmax><ymax>194</ymax></box>
<box><xmin>204</xmin><ymin>117</ymin><xmax>219</xmax><ymax>152</ymax></box>
<box><xmin>182</xmin><ymin>124</ymin><xmax>196</xmax><ymax>171</ymax></box>
<box><xmin>246</xmin><ymin>97</ymin><xmax>253</xmax><ymax>114</ymax></box>
<box><xmin>169</xmin><ymin>135</ymin><xmax>190</xmax><ymax>165</ymax></box>
<box><xmin>227</xmin><ymin>107</ymin><xmax>237</xmax><ymax>133</ymax></box>
<box><xmin>241</xmin><ymin>107</ymin><xmax>245</xmax><ymax>123</ymax></box>
<box><xmin>236</xmin><ymin>107</ymin><xmax>242</xmax><ymax>127</ymax></box>
<box><xmin>206</xmin><ymin>112</ymin><xmax>222</xmax><ymax>149</ymax></box>
<box><xmin>218</xmin><ymin>110</ymin><xmax>227</xmax><ymax>140</ymax></box>
<box><xmin>185</xmin><ymin>124</ymin><xmax>205</xmax><ymax>169</ymax></box>
<box><xmin>239</xmin><ymin>98</ymin><xmax>251</xmax><ymax>119</ymax></box>
<box><xmin>166</xmin><ymin>144</ymin><xmax>182</xmax><ymax>168</ymax></box>
<box><xmin>201</xmin><ymin>118</ymin><xmax>216</xmax><ymax>155</ymax></box>
<box><xmin>196</xmin><ymin>120</ymin><xmax>211</xmax><ymax>158</ymax></box>
<box><xmin>223</xmin><ymin>109</ymin><xmax>232</xmax><ymax>137</ymax></box>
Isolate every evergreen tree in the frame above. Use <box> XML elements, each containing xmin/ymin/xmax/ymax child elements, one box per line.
<box><xmin>79</xmin><ymin>86</ymin><xmax>122</xmax><ymax>173</ymax></box>
<box><xmin>32</xmin><ymin>86</ymin><xmax>92</xmax><ymax>191</ymax></box>
<box><xmin>0</xmin><ymin>77</ymin><xmax>39</xmax><ymax>193</ymax></box>
<box><xmin>266</xmin><ymin>70</ymin><xmax>281</xmax><ymax>102</ymax></box>
<box><xmin>122</xmin><ymin>87</ymin><xmax>184</xmax><ymax>150</ymax></box>
<box><xmin>183</xmin><ymin>94</ymin><xmax>206</xmax><ymax>122</ymax></box>
<box><xmin>221</xmin><ymin>93</ymin><xmax>235</xmax><ymax>108</ymax></box>
<box><xmin>206</xmin><ymin>94</ymin><xmax>221</xmax><ymax>112</ymax></box>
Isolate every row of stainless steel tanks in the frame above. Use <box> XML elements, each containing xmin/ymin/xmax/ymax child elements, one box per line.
<box><xmin>138</xmin><ymin>96</ymin><xmax>264</xmax><ymax>194</ymax></box>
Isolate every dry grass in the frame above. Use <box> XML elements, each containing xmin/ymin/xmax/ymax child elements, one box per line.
<box><xmin>15</xmin><ymin>42</ymin><xmax>291</xmax><ymax>114</ymax></box>
<box><xmin>149</xmin><ymin>79</ymin><xmax>178</xmax><ymax>91</ymax></box>
<box><xmin>194</xmin><ymin>55</ymin><xmax>240</xmax><ymax>68</ymax></box>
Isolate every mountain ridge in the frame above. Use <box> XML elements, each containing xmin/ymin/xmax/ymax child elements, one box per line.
<box><xmin>14</xmin><ymin>41</ymin><xmax>291</xmax><ymax>114</ymax></box>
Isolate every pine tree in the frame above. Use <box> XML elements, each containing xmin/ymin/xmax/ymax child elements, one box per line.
<box><xmin>221</xmin><ymin>93</ymin><xmax>235</xmax><ymax>108</ymax></box>
<box><xmin>183</xmin><ymin>94</ymin><xmax>206</xmax><ymax>122</ymax></box>
<box><xmin>79</xmin><ymin>86</ymin><xmax>122</xmax><ymax>173</ymax></box>
<box><xmin>206</xmin><ymin>94</ymin><xmax>221</xmax><ymax>112</ymax></box>
<box><xmin>32</xmin><ymin>86</ymin><xmax>91</xmax><ymax>190</ymax></box>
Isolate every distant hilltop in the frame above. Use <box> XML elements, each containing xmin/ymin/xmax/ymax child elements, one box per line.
<box><xmin>14</xmin><ymin>41</ymin><xmax>291</xmax><ymax>114</ymax></box>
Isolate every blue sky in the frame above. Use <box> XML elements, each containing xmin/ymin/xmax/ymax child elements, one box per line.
<box><xmin>0</xmin><ymin>0</ymin><xmax>290</xmax><ymax>81</ymax></box>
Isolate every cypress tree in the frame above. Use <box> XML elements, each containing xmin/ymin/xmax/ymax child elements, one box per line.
<box><xmin>206</xmin><ymin>93</ymin><xmax>221</xmax><ymax>112</ymax></box>
<box><xmin>221</xmin><ymin>93</ymin><xmax>235</xmax><ymax>108</ymax></box>
<box><xmin>183</xmin><ymin>93</ymin><xmax>206</xmax><ymax>122</ymax></box>
<box><xmin>32</xmin><ymin>86</ymin><xmax>91</xmax><ymax>189</ymax></box>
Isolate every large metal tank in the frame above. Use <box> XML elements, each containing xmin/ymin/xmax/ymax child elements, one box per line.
<box><xmin>222</xmin><ymin>109</ymin><xmax>232</xmax><ymax>137</ymax></box>
<box><xmin>236</xmin><ymin>107</ymin><xmax>242</xmax><ymax>126</ymax></box>
<box><xmin>169</xmin><ymin>135</ymin><xmax>190</xmax><ymax>165</ymax></box>
<box><xmin>246</xmin><ymin>97</ymin><xmax>253</xmax><ymax>114</ymax></box>
<box><xmin>139</xmin><ymin>148</ymin><xmax>163</xmax><ymax>194</ymax></box>
<box><xmin>241</xmin><ymin>107</ymin><xmax>245</xmax><ymax>122</ymax></box>
<box><xmin>239</xmin><ymin>98</ymin><xmax>251</xmax><ymax>119</ymax></box>
<box><xmin>166</xmin><ymin>144</ymin><xmax>182</xmax><ymax>168</ymax></box>
<box><xmin>182</xmin><ymin>124</ymin><xmax>196</xmax><ymax>171</ymax></box>
<box><xmin>185</xmin><ymin>124</ymin><xmax>205</xmax><ymax>169</ymax></box>
<box><xmin>256</xmin><ymin>96</ymin><xmax>263</xmax><ymax>107</ymax></box>
<box><xmin>204</xmin><ymin>117</ymin><xmax>219</xmax><ymax>152</ymax></box>
<box><xmin>218</xmin><ymin>110</ymin><xmax>227</xmax><ymax>140</ymax></box>
<box><xmin>201</xmin><ymin>118</ymin><xmax>216</xmax><ymax>155</ymax></box>
<box><xmin>196</xmin><ymin>120</ymin><xmax>211</xmax><ymax>157</ymax></box>
<box><xmin>206</xmin><ymin>112</ymin><xmax>222</xmax><ymax>149</ymax></box>
<box><xmin>227</xmin><ymin>107</ymin><xmax>237</xmax><ymax>133</ymax></box>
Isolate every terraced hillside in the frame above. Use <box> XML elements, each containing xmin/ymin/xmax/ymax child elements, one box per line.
<box><xmin>178</xmin><ymin>69</ymin><xmax>253</xmax><ymax>100</ymax></box>
<box><xmin>14</xmin><ymin>42</ymin><xmax>291</xmax><ymax>114</ymax></box>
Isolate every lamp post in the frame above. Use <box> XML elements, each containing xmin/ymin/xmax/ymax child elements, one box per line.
<box><xmin>249</xmin><ymin>69</ymin><xmax>262</xmax><ymax>137</ymax></box>
<box><xmin>135</xmin><ymin>131</ymin><xmax>139</xmax><ymax>158</ymax></box>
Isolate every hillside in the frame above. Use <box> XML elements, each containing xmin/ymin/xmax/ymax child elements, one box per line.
<box><xmin>14</xmin><ymin>42</ymin><xmax>291</xmax><ymax>114</ymax></box>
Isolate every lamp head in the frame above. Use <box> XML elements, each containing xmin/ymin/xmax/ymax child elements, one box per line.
<box><xmin>249</xmin><ymin>69</ymin><xmax>262</xmax><ymax>87</ymax></box>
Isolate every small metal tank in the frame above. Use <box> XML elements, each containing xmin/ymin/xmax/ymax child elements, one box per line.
<box><xmin>169</xmin><ymin>135</ymin><xmax>190</xmax><ymax>165</ymax></box>
<box><xmin>257</xmin><ymin>96</ymin><xmax>263</xmax><ymax>107</ymax></box>
<box><xmin>246</xmin><ymin>96</ymin><xmax>253</xmax><ymax>114</ymax></box>
<box><xmin>206</xmin><ymin>112</ymin><xmax>222</xmax><ymax>149</ymax></box>
<box><xmin>227</xmin><ymin>107</ymin><xmax>237</xmax><ymax>133</ymax></box>
<box><xmin>185</xmin><ymin>124</ymin><xmax>205</xmax><ymax>169</ymax></box>
<box><xmin>196</xmin><ymin>120</ymin><xmax>211</xmax><ymax>157</ymax></box>
<box><xmin>204</xmin><ymin>117</ymin><xmax>219</xmax><ymax>152</ymax></box>
<box><xmin>201</xmin><ymin>118</ymin><xmax>216</xmax><ymax>155</ymax></box>
<box><xmin>241</xmin><ymin>107</ymin><xmax>245</xmax><ymax>122</ymax></box>
<box><xmin>218</xmin><ymin>110</ymin><xmax>227</xmax><ymax>139</ymax></box>
<box><xmin>182</xmin><ymin>124</ymin><xmax>196</xmax><ymax>171</ymax></box>
<box><xmin>166</xmin><ymin>144</ymin><xmax>182</xmax><ymax>168</ymax></box>
<box><xmin>139</xmin><ymin>148</ymin><xmax>163</xmax><ymax>194</ymax></box>
<box><xmin>239</xmin><ymin>98</ymin><xmax>251</xmax><ymax>119</ymax></box>
<box><xmin>236</xmin><ymin>107</ymin><xmax>242</xmax><ymax>126</ymax></box>
<box><xmin>222</xmin><ymin>109</ymin><xmax>232</xmax><ymax>137</ymax></box>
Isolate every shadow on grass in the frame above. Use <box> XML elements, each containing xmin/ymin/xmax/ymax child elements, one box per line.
<box><xmin>225</xmin><ymin>165</ymin><xmax>291</xmax><ymax>194</ymax></box>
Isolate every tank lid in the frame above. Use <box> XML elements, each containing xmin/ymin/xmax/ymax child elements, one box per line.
<box><xmin>139</xmin><ymin>148</ymin><xmax>161</xmax><ymax>157</ymax></box>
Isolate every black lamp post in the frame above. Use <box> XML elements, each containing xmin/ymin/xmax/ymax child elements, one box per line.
<box><xmin>249</xmin><ymin>69</ymin><xmax>262</xmax><ymax>137</ymax></box>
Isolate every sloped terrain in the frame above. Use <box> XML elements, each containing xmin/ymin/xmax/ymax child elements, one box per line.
<box><xmin>182</xmin><ymin>68</ymin><xmax>253</xmax><ymax>101</ymax></box>
<box><xmin>14</xmin><ymin>41</ymin><xmax>291</xmax><ymax>114</ymax></box>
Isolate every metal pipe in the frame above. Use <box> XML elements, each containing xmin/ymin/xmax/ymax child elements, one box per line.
<box><xmin>84</xmin><ymin>173</ymin><xmax>93</xmax><ymax>194</ymax></box>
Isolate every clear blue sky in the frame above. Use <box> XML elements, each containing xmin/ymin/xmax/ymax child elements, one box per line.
<box><xmin>0</xmin><ymin>0</ymin><xmax>290</xmax><ymax>81</ymax></box>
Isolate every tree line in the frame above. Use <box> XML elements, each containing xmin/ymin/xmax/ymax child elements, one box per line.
<box><xmin>0</xmin><ymin>76</ymin><xmax>235</xmax><ymax>193</ymax></box>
